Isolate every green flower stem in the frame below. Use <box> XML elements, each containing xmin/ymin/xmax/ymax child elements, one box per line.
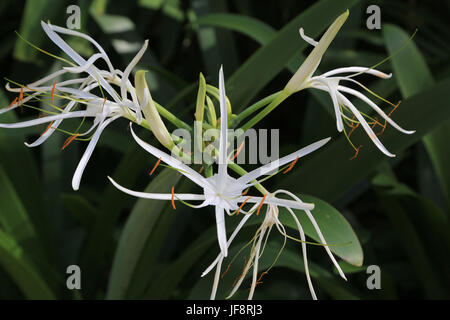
<box><xmin>155</xmin><ymin>101</ymin><xmax>192</xmax><ymax>132</ymax></box>
<box><xmin>240</xmin><ymin>89</ymin><xmax>291</xmax><ymax>132</ymax></box>
<box><xmin>232</xmin><ymin>91</ymin><xmax>283</xmax><ymax>127</ymax></box>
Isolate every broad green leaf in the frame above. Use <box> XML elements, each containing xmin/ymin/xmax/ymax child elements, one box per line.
<box><xmin>384</xmin><ymin>24</ymin><xmax>450</xmax><ymax>212</ymax></box>
<box><xmin>13</xmin><ymin>0</ymin><xmax>68</xmax><ymax>62</ymax></box>
<box><xmin>0</xmin><ymin>230</ymin><xmax>55</xmax><ymax>299</ymax></box>
<box><xmin>196</xmin><ymin>13</ymin><xmax>276</xmax><ymax>45</ymax></box>
<box><xmin>227</xmin><ymin>0</ymin><xmax>358</xmax><ymax>110</ymax></box>
<box><xmin>372</xmin><ymin>169</ymin><xmax>448</xmax><ymax>299</ymax></box>
<box><xmin>279</xmin><ymin>194</ymin><xmax>363</xmax><ymax>267</ymax></box>
<box><xmin>106</xmin><ymin>168</ymin><xmax>181</xmax><ymax>299</ymax></box>
<box><xmin>61</xmin><ymin>194</ymin><xmax>98</xmax><ymax>229</ymax></box>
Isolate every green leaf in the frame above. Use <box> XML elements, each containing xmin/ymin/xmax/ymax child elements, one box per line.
<box><xmin>106</xmin><ymin>168</ymin><xmax>181</xmax><ymax>299</ymax></box>
<box><xmin>196</xmin><ymin>13</ymin><xmax>276</xmax><ymax>45</ymax></box>
<box><xmin>226</xmin><ymin>0</ymin><xmax>359</xmax><ymax>110</ymax></box>
<box><xmin>384</xmin><ymin>24</ymin><xmax>450</xmax><ymax>212</ymax></box>
<box><xmin>0</xmin><ymin>229</ymin><xmax>55</xmax><ymax>299</ymax></box>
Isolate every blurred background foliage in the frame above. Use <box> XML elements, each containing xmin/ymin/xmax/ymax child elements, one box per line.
<box><xmin>0</xmin><ymin>0</ymin><xmax>449</xmax><ymax>300</ymax></box>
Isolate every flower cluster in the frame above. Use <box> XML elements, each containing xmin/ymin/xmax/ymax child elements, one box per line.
<box><xmin>0</xmin><ymin>10</ymin><xmax>413</xmax><ymax>300</ymax></box>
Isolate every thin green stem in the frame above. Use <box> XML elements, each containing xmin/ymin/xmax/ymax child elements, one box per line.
<box><xmin>232</xmin><ymin>91</ymin><xmax>283</xmax><ymax>127</ymax></box>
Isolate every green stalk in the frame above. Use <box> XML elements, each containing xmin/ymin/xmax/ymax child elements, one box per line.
<box><xmin>232</xmin><ymin>91</ymin><xmax>283</xmax><ymax>127</ymax></box>
<box><xmin>240</xmin><ymin>89</ymin><xmax>291</xmax><ymax>132</ymax></box>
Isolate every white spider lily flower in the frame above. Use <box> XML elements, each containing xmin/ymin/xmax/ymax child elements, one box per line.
<box><xmin>108</xmin><ymin>66</ymin><xmax>331</xmax><ymax>258</ymax></box>
<box><xmin>0</xmin><ymin>22</ymin><xmax>154</xmax><ymax>190</ymax></box>
<box><xmin>285</xmin><ymin>11</ymin><xmax>414</xmax><ymax>157</ymax></box>
<box><xmin>202</xmin><ymin>189</ymin><xmax>346</xmax><ymax>300</ymax></box>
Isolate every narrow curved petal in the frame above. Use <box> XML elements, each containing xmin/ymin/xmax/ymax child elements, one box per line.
<box><xmin>238</xmin><ymin>137</ymin><xmax>331</xmax><ymax>185</ymax></box>
<box><xmin>321</xmin><ymin>67</ymin><xmax>391</xmax><ymax>79</ymax></box>
<box><xmin>202</xmin><ymin>207</ymin><xmax>256</xmax><ymax>277</ymax></box>
<box><xmin>108</xmin><ymin>176</ymin><xmax>207</xmax><ymax>202</ymax></box>
<box><xmin>41</xmin><ymin>21</ymin><xmax>121</xmax><ymax>103</ymax></box>
<box><xmin>312</xmin><ymin>77</ymin><xmax>343</xmax><ymax>131</ymax></box>
<box><xmin>72</xmin><ymin>115</ymin><xmax>120</xmax><ymax>190</ymax></box>
<box><xmin>47</xmin><ymin>23</ymin><xmax>115</xmax><ymax>73</ymax></box>
<box><xmin>241</xmin><ymin>196</ymin><xmax>315</xmax><ymax>211</ymax></box>
<box><xmin>25</xmin><ymin>100</ymin><xmax>78</xmax><ymax>147</ymax></box>
<box><xmin>63</xmin><ymin>53</ymin><xmax>105</xmax><ymax>73</ymax></box>
<box><xmin>120</xmin><ymin>40</ymin><xmax>148</xmax><ymax>104</ymax></box>
<box><xmin>299</xmin><ymin>27</ymin><xmax>318</xmax><ymax>46</ymax></box>
<box><xmin>130</xmin><ymin>123</ymin><xmax>212</xmax><ymax>190</ymax></box>
<box><xmin>0</xmin><ymin>111</ymin><xmax>88</xmax><ymax>128</ymax></box>
<box><xmin>337</xmin><ymin>92</ymin><xmax>395</xmax><ymax>157</ymax></box>
<box><xmin>286</xmin><ymin>207</ymin><xmax>317</xmax><ymax>300</ymax></box>
<box><xmin>338</xmin><ymin>85</ymin><xmax>415</xmax><ymax>134</ymax></box>
<box><xmin>215</xmin><ymin>206</ymin><xmax>228</xmax><ymax>257</ymax></box>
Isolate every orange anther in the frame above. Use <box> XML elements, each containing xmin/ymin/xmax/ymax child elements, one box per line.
<box><xmin>51</xmin><ymin>81</ymin><xmax>56</xmax><ymax>103</ymax></box>
<box><xmin>241</xmin><ymin>188</ymin><xmax>249</xmax><ymax>196</ymax></box>
<box><xmin>230</xmin><ymin>140</ymin><xmax>245</xmax><ymax>161</ymax></box>
<box><xmin>61</xmin><ymin>133</ymin><xmax>79</xmax><ymax>150</ymax></box>
<box><xmin>149</xmin><ymin>157</ymin><xmax>162</xmax><ymax>176</ymax></box>
<box><xmin>41</xmin><ymin>121</ymin><xmax>54</xmax><ymax>136</ymax></box>
<box><xmin>18</xmin><ymin>87</ymin><xmax>24</xmax><ymax>105</ymax></box>
<box><xmin>8</xmin><ymin>97</ymin><xmax>18</xmax><ymax>109</ymax></box>
<box><xmin>349</xmin><ymin>145</ymin><xmax>362</xmax><ymax>160</ymax></box>
<box><xmin>283</xmin><ymin>157</ymin><xmax>299</xmax><ymax>174</ymax></box>
<box><xmin>171</xmin><ymin>186</ymin><xmax>176</xmax><ymax>210</ymax></box>
<box><xmin>256</xmin><ymin>194</ymin><xmax>267</xmax><ymax>216</ymax></box>
<box><xmin>236</xmin><ymin>196</ymin><xmax>252</xmax><ymax>215</ymax></box>
<box><xmin>348</xmin><ymin>123</ymin><xmax>360</xmax><ymax>137</ymax></box>
<box><xmin>221</xmin><ymin>264</ymin><xmax>231</xmax><ymax>279</ymax></box>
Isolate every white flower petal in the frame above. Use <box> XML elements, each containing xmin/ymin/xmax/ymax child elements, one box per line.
<box><xmin>72</xmin><ymin>115</ymin><xmax>120</xmax><ymax>190</ymax></box>
<box><xmin>129</xmin><ymin>123</ymin><xmax>212</xmax><ymax>190</ymax></box>
<box><xmin>238</xmin><ymin>137</ymin><xmax>331</xmax><ymax>185</ymax></box>
<box><xmin>338</xmin><ymin>85</ymin><xmax>415</xmax><ymax>134</ymax></box>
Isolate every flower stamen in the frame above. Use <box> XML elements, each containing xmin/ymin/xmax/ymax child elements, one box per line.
<box><xmin>149</xmin><ymin>157</ymin><xmax>162</xmax><ymax>176</ymax></box>
<box><xmin>236</xmin><ymin>196</ymin><xmax>252</xmax><ymax>215</ymax></box>
<box><xmin>171</xmin><ymin>186</ymin><xmax>176</xmax><ymax>210</ymax></box>
<box><xmin>256</xmin><ymin>195</ymin><xmax>267</xmax><ymax>216</ymax></box>
<box><xmin>283</xmin><ymin>157</ymin><xmax>299</xmax><ymax>174</ymax></box>
<box><xmin>61</xmin><ymin>133</ymin><xmax>79</xmax><ymax>151</ymax></box>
